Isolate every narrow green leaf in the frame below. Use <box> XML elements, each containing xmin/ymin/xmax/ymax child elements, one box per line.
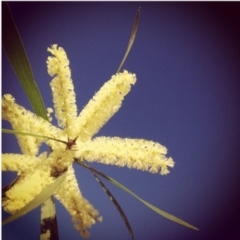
<box><xmin>117</xmin><ymin>7</ymin><xmax>140</xmax><ymax>73</ymax></box>
<box><xmin>2</xmin><ymin>176</ymin><xmax>20</xmax><ymax>198</ymax></box>
<box><xmin>2</xmin><ymin>172</ymin><xmax>66</xmax><ymax>226</ymax></box>
<box><xmin>75</xmin><ymin>160</ymin><xmax>199</xmax><ymax>231</ymax></box>
<box><xmin>109</xmin><ymin>179</ymin><xmax>199</xmax><ymax>231</ymax></box>
<box><xmin>40</xmin><ymin>197</ymin><xmax>59</xmax><ymax>240</ymax></box>
<box><xmin>91</xmin><ymin>172</ymin><xmax>134</xmax><ymax>240</ymax></box>
<box><xmin>2</xmin><ymin>2</ymin><xmax>48</xmax><ymax>120</ymax></box>
<box><xmin>2</xmin><ymin>128</ymin><xmax>67</xmax><ymax>145</ymax></box>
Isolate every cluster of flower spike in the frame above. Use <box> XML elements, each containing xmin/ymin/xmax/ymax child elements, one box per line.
<box><xmin>2</xmin><ymin>44</ymin><xmax>174</xmax><ymax>237</ymax></box>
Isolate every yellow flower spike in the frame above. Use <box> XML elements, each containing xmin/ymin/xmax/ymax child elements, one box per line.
<box><xmin>76</xmin><ymin>137</ymin><xmax>174</xmax><ymax>175</ymax></box>
<box><xmin>47</xmin><ymin>44</ymin><xmax>78</xmax><ymax>139</ymax></box>
<box><xmin>76</xmin><ymin>70</ymin><xmax>136</xmax><ymax>141</ymax></box>
<box><xmin>2</xmin><ymin>149</ymin><xmax>72</xmax><ymax>215</ymax></box>
<box><xmin>3</xmin><ymin>160</ymin><xmax>54</xmax><ymax>214</ymax></box>
<box><xmin>2</xmin><ymin>94</ymin><xmax>65</xmax><ymax>151</ymax></box>
<box><xmin>2</xmin><ymin>154</ymin><xmax>41</xmax><ymax>172</ymax></box>
<box><xmin>2</xmin><ymin>94</ymin><xmax>43</xmax><ymax>155</ymax></box>
<box><xmin>54</xmin><ymin>165</ymin><xmax>101</xmax><ymax>237</ymax></box>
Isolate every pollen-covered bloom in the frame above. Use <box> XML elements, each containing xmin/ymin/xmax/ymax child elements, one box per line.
<box><xmin>2</xmin><ymin>44</ymin><xmax>174</xmax><ymax>237</ymax></box>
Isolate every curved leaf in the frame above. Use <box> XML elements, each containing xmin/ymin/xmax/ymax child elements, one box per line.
<box><xmin>117</xmin><ymin>7</ymin><xmax>140</xmax><ymax>73</ymax></box>
<box><xmin>2</xmin><ymin>2</ymin><xmax>47</xmax><ymax>120</ymax></box>
<box><xmin>110</xmin><ymin>178</ymin><xmax>199</xmax><ymax>231</ymax></box>
<box><xmin>76</xmin><ymin>160</ymin><xmax>199</xmax><ymax>231</ymax></box>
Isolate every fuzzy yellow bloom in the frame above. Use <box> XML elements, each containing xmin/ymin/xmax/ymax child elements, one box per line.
<box><xmin>2</xmin><ymin>149</ymin><xmax>72</xmax><ymax>214</ymax></box>
<box><xmin>2</xmin><ymin>94</ymin><xmax>64</xmax><ymax>152</ymax></box>
<box><xmin>2</xmin><ymin>44</ymin><xmax>174</xmax><ymax>238</ymax></box>
<box><xmin>3</xmin><ymin>165</ymin><xmax>54</xmax><ymax>213</ymax></box>
<box><xmin>76</xmin><ymin>137</ymin><xmax>174</xmax><ymax>175</ymax></box>
<box><xmin>2</xmin><ymin>154</ymin><xmax>41</xmax><ymax>172</ymax></box>
<box><xmin>47</xmin><ymin>45</ymin><xmax>77</xmax><ymax>139</ymax></box>
<box><xmin>75</xmin><ymin>70</ymin><xmax>136</xmax><ymax>141</ymax></box>
<box><xmin>54</xmin><ymin>166</ymin><xmax>102</xmax><ymax>237</ymax></box>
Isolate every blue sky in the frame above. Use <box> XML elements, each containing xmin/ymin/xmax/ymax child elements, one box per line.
<box><xmin>2</xmin><ymin>2</ymin><xmax>240</xmax><ymax>240</ymax></box>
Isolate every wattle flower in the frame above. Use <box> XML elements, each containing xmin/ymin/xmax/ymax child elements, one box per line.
<box><xmin>2</xmin><ymin>44</ymin><xmax>174</xmax><ymax>237</ymax></box>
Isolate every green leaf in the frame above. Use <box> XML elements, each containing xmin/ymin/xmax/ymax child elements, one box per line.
<box><xmin>117</xmin><ymin>7</ymin><xmax>140</xmax><ymax>73</ymax></box>
<box><xmin>110</xmin><ymin>179</ymin><xmax>199</xmax><ymax>231</ymax></box>
<box><xmin>40</xmin><ymin>197</ymin><xmax>59</xmax><ymax>240</ymax></box>
<box><xmin>91</xmin><ymin>171</ymin><xmax>134</xmax><ymax>240</ymax></box>
<box><xmin>2</xmin><ymin>172</ymin><xmax>66</xmax><ymax>226</ymax></box>
<box><xmin>75</xmin><ymin>161</ymin><xmax>199</xmax><ymax>231</ymax></box>
<box><xmin>2</xmin><ymin>2</ymin><xmax>48</xmax><ymax>120</ymax></box>
<box><xmin>2</xmin><ymin>128</ymin><xmax>67</xmax><ymax>145</ymax></box>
